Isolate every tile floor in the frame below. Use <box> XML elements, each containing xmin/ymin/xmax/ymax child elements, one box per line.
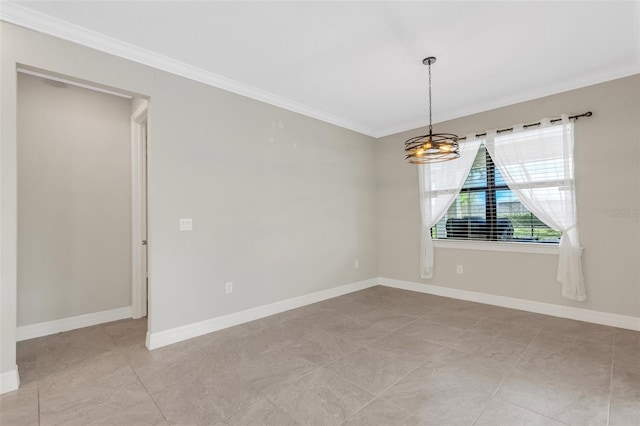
<box><xmin>1</xmin><ymin>286</ymin><xmax>639</xmax><ymax>425</ymax></box>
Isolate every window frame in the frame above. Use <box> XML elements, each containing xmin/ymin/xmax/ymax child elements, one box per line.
<box><xmin>433</xmin><ymin>239</ymin><xmax>559</xmax><ymax>255</ymax></box>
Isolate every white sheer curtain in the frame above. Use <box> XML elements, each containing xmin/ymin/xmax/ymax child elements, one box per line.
<box><xmin>485</xmin><ymin>115</ymin><xmax>585</xmax><ymax>301</ymax></box>
<box><xmin>418</xmin><ymin>137</ymin><xmax>482</xmax><ymax>279</ymax></box>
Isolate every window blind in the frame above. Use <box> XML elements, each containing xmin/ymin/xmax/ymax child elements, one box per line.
<box><xmin>432</xmin><ymin>145</ymin><xmax>562</xmax><ymax>244</ymax></box>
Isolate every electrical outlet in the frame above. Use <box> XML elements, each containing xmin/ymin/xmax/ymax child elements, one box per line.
<box><xmin>354</xmin><ymin>260</ymin><xmax>359</xmax><ymax>269</ymax></box>
<box><xmin>456</xmin><ymin>265</ymin><xmax>463</xmax><ymax>274</ymax></box>
<box><xmin>225</xmin><ymin>281</ymin><xmax>233</xmax><ymax>294</ymax></box>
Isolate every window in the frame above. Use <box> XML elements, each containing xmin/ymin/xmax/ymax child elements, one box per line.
<box><xmin>432</xmin><ymin>145</ymin><xmax>561</xmax><ymax>243</ymax></box>
<box><xmin>419</xmin><ymin>119</ymin><xmax>583</xmax><ymax>298</ymax></box>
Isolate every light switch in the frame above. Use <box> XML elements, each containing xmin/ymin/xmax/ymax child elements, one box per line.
<box><xmin>179</xmin><ymin>218</ymin><xmax>193</xmax><ymax>231</ymax></box>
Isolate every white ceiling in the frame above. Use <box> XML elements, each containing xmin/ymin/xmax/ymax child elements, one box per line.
<box><xmin>3</xmin><ymin>1</ymin><xmax>639</xmax><ymax>137</ymax></box>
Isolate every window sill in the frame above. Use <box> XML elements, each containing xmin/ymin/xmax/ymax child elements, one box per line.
<box><xmin>433</xmin><ymin>239</ymin><xmax>559</xmax><ymax>255</ymax></box>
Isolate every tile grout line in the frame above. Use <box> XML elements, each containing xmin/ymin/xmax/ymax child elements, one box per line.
<box><xmin>474</xmin><ymin>329</ymin><xmax>575</xmax><ymax>426</ymax></box>
<box><xmin>125</xmin><ymin>358</ymin><xmax>170</xmax><ymax>423</ymax></box>
<box><xmin>225</xmin><ymin>332</ymin><xmax>332</xmax><ymax>422</ymax></box>
<box><xmin>34</xmin><ymin>339</ymin><xmax>43</xmax><ymax>426</ymax></box>
<box><xmin>213</xmin><ymin>356</ymin><xmax>292</xmax><ymax>426</ymax></box>
<box><xmin>321</xmin><ymin>323</ymin><xmax>396</xmax><ymax>348</ymax></box>
<box><xmin>336</xmin><ymin>396</ymin><xmax>383</xmax><ymax>426</ymax></box>
<box><xmin>337</xmin><ymin>307</ymin><xmax>490</xmax><ymax>422</ymax></box>
<box><xmin>209</xmin><ymin>302</ymin><xmax>417</xmax><ymax>424</ymax></box>
<box><xmin>341</xmin><ymin>342</ymin><xmax>451</xmax><ymax>424</ymax></box>
<box><xmin>376</xmin><ymin>343</ymin><xmax>451</xmax><ymax>407</ymax></box>
<box><xmin>606</xmin><ymin>329</ymin><xmax>616</xmax><ymax>426</ymax></box>
<box><xmin>470</xmin><ymin>328</ymin><xmax>542</xmax><ymax>426</ymax></box>
<box><xmin>489</xmin><ymin>327</ymin><xmax>542</xmax><ymax>393</ymax></box>
<box><xmin>360</xmin><ymin>308</ymin><xmax>483</xmax><ymax>350</ymax></box>
<box><xmin>511</xmin><ymin>326</ymin><xmax>616</xmax><ymax>425</ymax></box>
<box><xmin>328</xmin><ymin>348</ymin><xmax>405</xmax><ymax>419</ymax></box>
<box><xmin>258</xmin><ymin>360</ymin><xmax>379</xmax><ymax>426</ymax></box>
<box><xmin>109</xmin><ymin>328</ymin><xmax>170</xmax><ymax>424</ymax></box>
<box><xmin>330</xmin><ymin>308</ymin><xmax>458</xmax><ymax>424</ymax></box>
<box><xmin>220</xmin><ymin>390</ymin><xmax>288</xmax><ymax>425</ymax></box>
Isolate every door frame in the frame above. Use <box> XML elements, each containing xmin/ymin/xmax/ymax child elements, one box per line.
<box><xmin>131</xmin><ymin>100</ymin><xmax>148</xmax><ymax>319</ymax></box>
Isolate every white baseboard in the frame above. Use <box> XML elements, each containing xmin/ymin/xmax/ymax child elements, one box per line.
<box><xmin>16</xmin><ymin>306</ymin><xmax>133</xmax><ymax>341</ymax></box>
<box><xmin>0</xmin><ymin>366</ymin><xmax>20</xmax><ymax>394</ymax></box>
<box><xmin>147</xmin><ymin>274</ymin><xmax>639</xmax><ymax>350</ymax></box>
<box><xmin>379</xmin><ymin>277</ymin><xmax>640</xmax><ymax>331</ymax></box>
<box><xmin>146</xmin><ymin>278</ymin><xmax>378</xmax><ymax>350</ymax></box>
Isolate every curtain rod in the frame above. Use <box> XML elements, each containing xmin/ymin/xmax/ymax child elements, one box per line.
<box><xmin>458</xmin><ymin>111</ymin><xmax>593</xmax><ymax>141</ymax></box>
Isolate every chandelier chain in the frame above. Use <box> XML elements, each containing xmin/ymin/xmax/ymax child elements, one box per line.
<box><xmin>428</xmin><ymin>61</ymin><xmax>432</xmax><ymax>134</ymax></box>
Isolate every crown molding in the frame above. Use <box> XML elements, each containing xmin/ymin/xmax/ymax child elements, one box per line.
<box><xmin>373</xmin><ymin>64</ymin><xmax>640</xmax><ymax>138</ymax></box>
<box><xmin>0</xmin><ymin>2</ymin><xmax>376</xmax><ymax>137</ymax></box>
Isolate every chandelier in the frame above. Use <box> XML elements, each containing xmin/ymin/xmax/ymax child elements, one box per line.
<box><xmin>405</xmin><ymin>57</ymin><xmax>460</xmax><ymax>164</ymax></box>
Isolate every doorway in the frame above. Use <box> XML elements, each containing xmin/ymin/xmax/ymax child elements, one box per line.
<box><xmin>15</xmin><ymin>68</ymin><xmax>149</xmax><ymax>341</ymax></box>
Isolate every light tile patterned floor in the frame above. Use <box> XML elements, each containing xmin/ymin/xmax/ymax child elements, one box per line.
<box><xmin>1</xmin><ymin>286</ymin><xmax>639</xmax><ymax>425</ymax></box>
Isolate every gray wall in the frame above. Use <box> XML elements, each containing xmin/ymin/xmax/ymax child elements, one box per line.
<box><xmin>377</xmin><ymin>75</ymin><xmax>640</xmax><ymax>318</ymax></box>
<box><xmin>17</xmin><ymin>73</ymin><xmax>132</xmax><ymax>327</ymax></box>
<box><xmin>1</xmin><ymin>22</ymin><xmax>378</xmax><ymax>375</ymax></box>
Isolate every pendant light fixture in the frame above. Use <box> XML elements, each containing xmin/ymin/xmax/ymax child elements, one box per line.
<box><xmin>405</xmin><ymin>57</ymin><xmax>459</xmax><ymax>164</ymax></box>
